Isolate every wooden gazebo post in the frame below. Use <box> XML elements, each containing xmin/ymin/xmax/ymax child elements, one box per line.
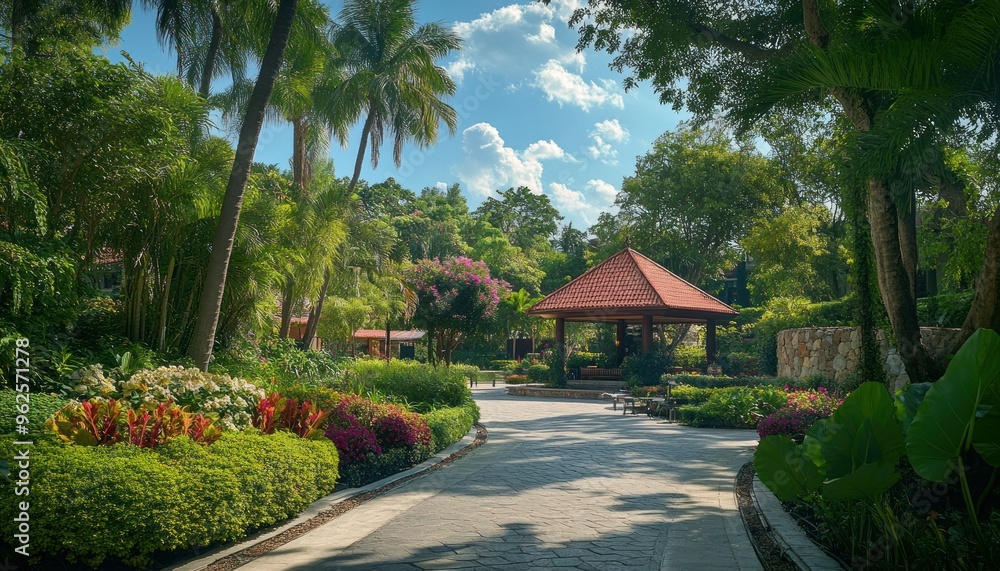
<box><xmin>616</xmin><ymin>319</ymin><xmax>627</xmax><ymax>364</ymax></box>
<box><xmin>641</xmin><ymin>314</ymin><xmax>653</xmax><ymax>353</ymax></box>
<box><xmin>706</xmin><ymin>319</ymin><xmax>718</xmax><ymax>364</ymax></box>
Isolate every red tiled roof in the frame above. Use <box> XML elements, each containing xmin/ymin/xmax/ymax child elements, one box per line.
<box><xmin>353</xmin><ymin>329</ymin><xmax>426</xmax><ymax>341</ymax></box>
<box><xmin>528</xmin><ymin>248</ymin><xmax>737</xmax><ymax>317</ymax></box>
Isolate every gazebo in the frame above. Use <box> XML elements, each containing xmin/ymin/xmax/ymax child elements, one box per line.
<box><xmin>526</xmin><ymin>248</ymin><xmax>738</xmax><ymax>366</ymax></box>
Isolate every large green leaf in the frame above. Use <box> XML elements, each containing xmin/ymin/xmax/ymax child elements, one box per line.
<box><xmin>972</xmin><ymin>409</ymin><xmax>1000</xmax><ymax>467</ymax></box>
<box><xmin>894</xmin><ymin>382</ymin><xmax>931</xmax><ymax>432</ymax></box>
<box><xmin>804</xmin><ymin>382</ymin><xmax>904</xmax><ymax>479</ymax></box>
<box><xmin>820</xmin><ymin>461</ymin><xmax>902</xmax><ymax>501</ymax></box>
<box><xmin>907</xmin><ymin>329</ymin><xmax>1000</xmax><ymax>481</ymax></box>
<box><xmin>755</xmin><ymin>435</ymin><xmax>823</xmax><ymax>501</ymax></box>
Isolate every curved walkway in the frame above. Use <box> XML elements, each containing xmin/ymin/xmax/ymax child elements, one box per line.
<box><xmin>240</xmin><ymin>387</ymin><xmax>762</xmax><ymax>571</ymax></box>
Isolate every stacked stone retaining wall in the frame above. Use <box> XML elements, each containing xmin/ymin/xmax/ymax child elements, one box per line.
<box><xmin>776</xmin><ymin>327</ymin><xmax>961</xmax><ymax>389</ymax></box>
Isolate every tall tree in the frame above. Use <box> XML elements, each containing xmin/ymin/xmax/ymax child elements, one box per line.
<box><xmin>327</xmin><ymin>0</ymin><xmax>461</xmax><ymax>193</ymax></box>
<box><xmin>473</xmin><ymin>186</ymin><xmax>563</xmax><ymax>254</ymax></box>
<box><xmin>564</xmin><ymin>0</ymin><xmax>1000</xmax><ymax>381</ymax></box>
<box><xmin>187</xmin><ymin>0</ymin><xmax>299</xmax><ymax>370</ymax></box>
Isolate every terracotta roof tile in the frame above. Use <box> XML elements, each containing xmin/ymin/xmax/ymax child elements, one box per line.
<box><xmin>528</xmin><ymin>248</ymin><xmax>737</xmax><ymax>316</ymax></box>
<box><xmin>353</xmin><ymin>329</ymin><xmax>426</xmax><ymax>341</ymax></box>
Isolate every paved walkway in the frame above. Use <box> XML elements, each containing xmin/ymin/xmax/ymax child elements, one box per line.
<box><xmin>240</xmin><ymin>387</ymin><xmax>762</xmax><ymax>571</ymax></box>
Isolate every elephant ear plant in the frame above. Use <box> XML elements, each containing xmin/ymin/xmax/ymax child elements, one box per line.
<box><xmin>905</xmin><ymin>328</ymin><xmax>1000</xmax><ymax>534</ymax></box>
<box><xmin>755</xmin><ymin>382</ymin><xmax>904</xmax><ymax>502</ymax></box>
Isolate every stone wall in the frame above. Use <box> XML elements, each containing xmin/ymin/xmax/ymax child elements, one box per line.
<box><xmin>776</xmin><ymin>327</ymin><xmax>962</xmax><ymax>389</ymax></box>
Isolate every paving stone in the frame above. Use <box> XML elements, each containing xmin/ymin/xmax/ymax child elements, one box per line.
<box><xmin>238</xmin><ymin>388</ymin><xmax>763</xmax><ymax>571</ymax></box>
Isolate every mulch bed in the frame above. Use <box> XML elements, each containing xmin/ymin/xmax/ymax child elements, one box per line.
<box><xmin>201</xmin><ymin>423</ymin><xmax>489</xmax><ymax>571</ymax></box>
<box><xmin>734</xmin><ymin>461</ymin><xmax>799</xmax><ymax>571</ymax></box>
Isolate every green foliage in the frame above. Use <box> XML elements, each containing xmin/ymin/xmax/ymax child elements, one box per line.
<box><xmin>0</xmin><ymin>431</ymin><xmax>339</xmax><ymax>567</ymax></box>
<box><xmin>0</xmin><ymin>389</ymin><xmax>70</xmax><ymax>434</ymax></box>
<box><xmin>906</xmin><ymin>328</ymin><xmax>1000</xmax><ymax>482</ymax></box>
<box><xmin>491</xmin><ymin>359</ymin><xmax>521</xmax><ymax>371</ymax></box>
<box><xmin>565</xmin><ymin>351</ymin><xmax>607</xmax><ymax>369</ymax></box>
<box><xmin>677</xmin><ymin>385</ymin><xmax>787</xmax><ymax>428</ymax></box>
<box><xmin>339</xmin><ymin>360</ymin><xmax>476</xmax><ymax>413</ymax></box>
<box><xmin>755</xmin><ymin>383</ymin><xmax>904</xmax><ymax>502</ymax></box>
<box><xmin>622</xmin><ymin>352</ymin><xmax>671</xmax><ymax>386</ymax></box>
<box><xmin>671</xmin><ymin>345</ymin><xmax>705</xmax><ymax>369</ymax></box>
<box><xmin>0</xmin><ymin>237</ymin><xmax>77</xmax><ymax>323</ymax></box>
<box><xmin>660</xmin><ymin>373</ymin><xmax>806</xmax><ymax>389</ymax></box>
<box><xmin>424</xmin><ymin>405</ymin><xmax>476</xmax><ymax>452</ymax></box>
<box><xmin>917</xmin><ymin>292</ymin><xmax>975</xmax><ymax>328</ymax></box>
<box><xmin>337</xmin><ymin>445</ymin><xmax>433</xmax><ymax>488</ymax></box>
<box><xmin>526</xmin><ymin>364</ymin><xmax>550</xmax><ymax>384</ymax></box>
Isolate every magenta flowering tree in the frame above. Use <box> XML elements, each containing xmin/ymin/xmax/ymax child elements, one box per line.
<box><xmin>407</xmin><ymin>257</ymin><xmax>510</xmax><ymax>366</ymax></box>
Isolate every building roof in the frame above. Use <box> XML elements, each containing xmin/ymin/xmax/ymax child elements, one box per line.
<box><xmin>527</xmin><ymin>248</ymin><xmax>737</xmax><ymax>322</ymax></box>
<box><xmin>352</xmin><ymin>329</ymin><xmax>426</xmax><ymax>342</ymax></box>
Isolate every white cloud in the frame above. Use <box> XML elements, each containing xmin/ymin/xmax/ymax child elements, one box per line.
<box><xmin>446</xmin><ymin>2</ymin><xmax>582</xmax><ymax>85</ymax></box>
<box><xmin>434</xmin><ymin>181</ymin><xmax>448</xmax><ymax>192</ymax></box>
<box><xmin>593</xmin><ymin>119</ymin><xmax>629</xmax><ymax>143</ymax></box>
<box><xmin>586</xmin><ymin>118</ymin><xmax>630</xmax><ymax>163</ymax></box>
<box><xmin>586</xmin><ymin>179</ymin><xmax>618</xmax><ymax>204</ymax></box>
<box><xmin>534</xmin><ymin>60</ymin><xmax>624</xmax><ymax>112</ymax></box>
<box><xmin>526</xmin><ymin>23</ymin><xmax>556</xmax><ymax>44</ymax></box>
<box><xmin>550</xmin><ymin>182</ymin><xmax>601</xmax><ymax>224</ymax></box>
<box><xmin>453</xmin><ymin>122</ymin><xmax>572</xmax><ymax>197</ymax></box>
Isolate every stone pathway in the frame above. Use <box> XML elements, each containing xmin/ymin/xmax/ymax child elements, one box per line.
<box><xmin>239</xmin><ymin>387</ymin><xmax>762</xmax><ymax>571</ymax></box>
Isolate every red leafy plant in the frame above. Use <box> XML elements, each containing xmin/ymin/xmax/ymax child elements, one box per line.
<box><xmin>47</xmin><ymin>398</ymin><xmax>220</xmax><ymax>447</ymax></box>
<box><xmin>252</xmin><ymin>393</ymin><xmax>329</xmax><ymax>440</ymax></box>
<box><xmin>126</xmin><ymin>401</ymin><xmax>221</xmax><ymax>447</ymax></box>
<box><xmin>756</xmin><ymin>388</ymin><xmax>843</xmax><ymax>440</ymax></box>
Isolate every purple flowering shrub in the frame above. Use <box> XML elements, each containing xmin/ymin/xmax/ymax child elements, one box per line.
<box><xmin>324</xmin><ymin>395</ymin><xmax>432</xmax><ymax>466</ymax></box>
<box><xmin>407</xmin><ymin>257</ymin><xmax>510</xmax><ymax>364</ymax></box>
<box><xmin>756</xmin><ymin>387</ymin><xmax>842</xmax><ymax>440</ymax></box>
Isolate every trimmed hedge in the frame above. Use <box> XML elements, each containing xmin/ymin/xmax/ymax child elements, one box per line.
<box><xmin>337</xmin><ymin>445</ymin><xmax>433</xmax><ymax>488</ymax></box>
<box><xmin>341</xmin><ymin>360</ymin><xmax>474</xmax><ymax>412</ymax></box>
<box><xmin>0</xmin><ymin>389</ymin><xmax>70</xmax><ymax>434</ymax></box>
<box><xmin>425</xmin><ymin>404</ymin><xmax>477</xmax><ymax>452</ymax></box>
<box><xmin>0</xmin><ymin>431</ymin><xmax>339</xmax><ymax>567</ymax></box>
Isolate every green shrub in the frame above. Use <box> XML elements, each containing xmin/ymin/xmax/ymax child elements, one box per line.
<box><xmin>677</xmin><ymin>386</ymin><xmax>787</xmax><ymax>428</ymax></box>
<box><xmin>660</xmin><ymin>373</ymin><xmax>799</xmax><ymax>389</ymax></box>
<box><xmin>566</xmin><ymin>351</ymin><xmax>607</xmax><ymax>369</ymax></box>
<box><xmin>337</xmin><ymin>445</ymin><xmax>433</xmax><ymax>488</ymax></box>
<box><xmin>0</xmin><ymin>389</ymin><xmax>70</xmax><ymax>434</ymax></box>
<box><xmin>491</xmin><ymin>359</ymin><xmax>520</xmax><ymax>371</ymax></box>
<box><xmin>718</xmin><ymin>351</ymin><xmax>762</xmax><ymax>376</ymax></box>
<box><xmin>669</xmin><ymin>384</ymin><xmax>713</xmax><ymax>404</ymax></box>
<box><xmin>0</xmin><ymin>431</ymin><xmax>339</xmax><ymax>567</ymax></box>
<box><xmin>917</xmin><ymin>292</ymin><xmax>973</xmax><ymax>328</ymax></box>
<box><xmin>340</xmin><ymin>360</ymin><xmax>473</xmax><ymax>412</ymax></box>
<box><xmin>527</xmin><ymin>364</ymin><xmax>550</xmax><ymax>383</ymax></box>
<box><xmin>672</xmin><ymin>345</ymin><xmax>705</xmax><ymax>369</ymax></box>
<box><xmin>424</xmin><ymin>405</ymin><xmax>476</xmax><ymax>452</ymax></box>
<box><xmin>622</xmin><ymin>352</ymin><xmax>671</xmax><ymax>386</ymax></box>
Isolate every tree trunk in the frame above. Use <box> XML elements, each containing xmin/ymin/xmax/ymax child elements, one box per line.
<box><xmin>10</xmin><ymin>0</ymin><xmax>26</xmax><ymax>48</ymax></box>
<box><xmin>187</xmin><ymin>0</ymin><xmax>299</xmax><ymax>370</ymax></box>
<box><xmin>348</xmin><ymin>107</ymin><xmax>375</xmax><ymax>192</ymax></box>
<box><xmin>158</xmin><ymin>255</ymin><xmax>176</xmax><ymax>351</ymax></box>
<box><xmin>301</xmin><ymin>267</ymin><xmax>330</xmax><ymax>350</ymax></box>
<box><xmin>426</xmin><ymin>327</ymin><xmax>434</xmax><ymax>365</ymax></box>
<box><xmin>867</xmin><ymin>178</ymin><xmax>943</xmax><ymax>382</ymax></box>
<box><xmin>958</xmin><ymin>210</ymin><xmax>1000</xmax><ymax>344</ymax></box>
<box><xmin>292</xmin><ymin>115</ymin><xmax>309</xmax><ymax>191</ymax></box>
<box><xmin>898</xmin><ymin>197</ymin><xmax>918</xmax><ymax>300</ymax></box>
<box><xmin>279</xmin><ymin>276</ymin><xmax>294</xmax><ymax>338</ymax></box>
<box><xmin>385</xmin><ymin>318</ymin><xmax>392</xmax><ymax>363</ymax></box>
<box><xmin>198</xmin><ymin>8</ymin><xmax>224</xmax><ymax>98</ymax></box>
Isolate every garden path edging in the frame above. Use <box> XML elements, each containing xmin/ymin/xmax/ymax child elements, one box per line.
<box><xmin>168</xmin><ymin>425</ymin><xmax>486</xmax><ymax>571</ymax></box>
<box><xmin>751</xmin><ymin>475</ymin><xmax>845</xmax><ymax>571</ymax></box>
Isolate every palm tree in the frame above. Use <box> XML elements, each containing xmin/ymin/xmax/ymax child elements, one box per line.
<box><xmin>4</xmin><ymin>0</ymin><xmax>130</xmax><ymax>50</ymax></box>
<box><xmin>325</xmin><ymin>0</ymin><xmax>461</xmax><ymax>193</ymax></box>
<box><xmin>187</xmin><ymin>0</ymin><xmax>300</xmax><ymax>370</ymax></box>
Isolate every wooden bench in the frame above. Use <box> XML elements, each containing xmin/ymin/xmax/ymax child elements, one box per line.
<box><xmin>579</xmin><ymin>367</ymin><xmax>622</xmax><ymax>380</ymax></box>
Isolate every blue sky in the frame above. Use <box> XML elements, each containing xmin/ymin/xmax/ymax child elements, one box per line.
<box><xmin>102</xmin><ymin>0</ymin><xmax>690</xmax><ymax>228</ymax></box>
